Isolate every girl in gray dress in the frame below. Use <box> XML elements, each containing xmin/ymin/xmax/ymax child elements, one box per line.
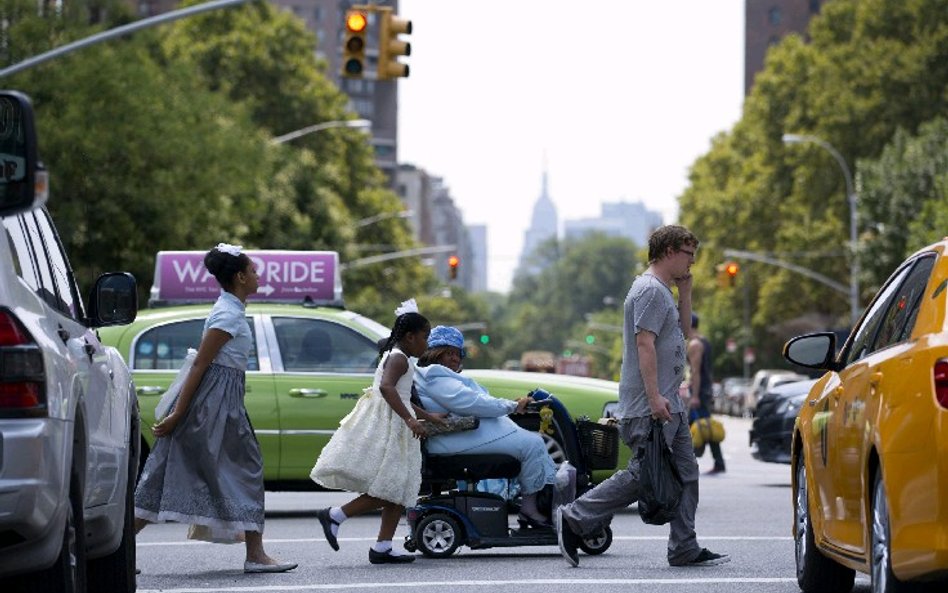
<box><xmin>134</xmin><ymin>243</ymin><xmax>296</xmax><ymax>574</ymax></box>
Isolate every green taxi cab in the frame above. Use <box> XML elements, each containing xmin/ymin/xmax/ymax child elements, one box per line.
<box><xmin>100</xmin><ymin>250</ymin><xmax>628</xmax><ymax>489</ymax></box>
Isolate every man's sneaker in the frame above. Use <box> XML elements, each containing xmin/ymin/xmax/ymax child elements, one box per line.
<box><xmin>705</xmin><ymin>466</ymin><xmax>726</xmax><ymax>475</ymax></box>
<box><xmin>555</xmin><ymin>507</ymin><xmax>580</xmax><ymax>567</ymax></box>
<box><xmin>672</xmin><ymin>548</ymin><xmax>731</xmax><ymax>567</ymax></box>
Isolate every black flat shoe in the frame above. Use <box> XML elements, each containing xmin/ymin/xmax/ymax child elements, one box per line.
<box><xmin>315</xmin><ymin>508</ymin><xmax>340</xmax><ymax>551</ymax></box>
<box><xmin>517</xmin><ymin>512</ymin><xmax>552</xmax><ymax>529</ymax></box>
<box><xmin>368</xmin><ymin>548</ymin><xmax>415</xmax><ymax>564</ymax></box>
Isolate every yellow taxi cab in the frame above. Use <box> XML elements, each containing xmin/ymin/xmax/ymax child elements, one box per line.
<box><xmin>783</xmin><ymin>238</ymin><xmax>948</xmax><ymax>593</ymax></box>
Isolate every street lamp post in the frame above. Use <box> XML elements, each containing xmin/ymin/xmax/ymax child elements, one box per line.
<box><xmin>354</xmin><ymin>210</ymin><xmax>414</xmax><ymax>228</ymax></box>
<box><xmin>271</xmin><ymin>119</ymin><xmax>371</xmax><ymax>144</ymax></box>
<box><xmin>782</xmin><ymin>133</ymin><xmax>860</xmax><ymax>327</ymax></box>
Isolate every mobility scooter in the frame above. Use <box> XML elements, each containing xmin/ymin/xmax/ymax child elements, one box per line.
<box><xmin>403</xmin><ymin>390</ymin><xmax>619</xmax><ymax>558</ymax></box>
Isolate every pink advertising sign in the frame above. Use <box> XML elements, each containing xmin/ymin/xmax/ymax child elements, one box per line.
<box><xmin>151</xmin><ymin>250</ymin><xmax>341</xmax><ymax>305</ymax></box>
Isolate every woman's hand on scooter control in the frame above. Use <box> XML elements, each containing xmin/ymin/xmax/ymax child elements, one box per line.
<box><xmin>514</xmin><ymin>396</ymin><xmax>534</xmax><ymax>414</ymax></box>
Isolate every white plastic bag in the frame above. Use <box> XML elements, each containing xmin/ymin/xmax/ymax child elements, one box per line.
<box><xmin>552</xmin><ymin>460</ymin><xmax>577</xmax><ymax>510</ymax></box>
<box><xmin>154</xmin><ymin>348</ymin><xmax>197</xmax><ymax>421</ymax></box>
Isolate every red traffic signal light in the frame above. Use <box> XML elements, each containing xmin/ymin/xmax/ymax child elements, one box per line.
<box><xmin>716</xmin><ymin>261</ymin><xmax>740</xmax><ymax>288</ymax></box>
<box><xmin>448</xmin><ymin>255</ymin><xmax>459</xmax><ymax>280</ymax></box>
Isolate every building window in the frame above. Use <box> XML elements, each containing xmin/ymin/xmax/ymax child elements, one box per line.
<box><xmin>768</xmin><ymin>35</ymin><xmax>781</xmax><ymax>47</ymax></box>
<box><xmin>809</xmin><ymin>0</ymin><xmax>821</xmax><ymax>14</ymax></box>
<box><xmin>313</xmin><ymin>5</ymin><xmax>322</xmax><ymax>21</ymax></box>
<box><xmin>769</xmin><ymin>7</ymin><xmax>781</xmax><ymax>25</ymax></box>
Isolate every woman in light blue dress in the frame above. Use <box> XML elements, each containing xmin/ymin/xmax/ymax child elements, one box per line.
<box><xmin>414</xmin><ymin>326</ymin><xmax>557</xmax><ymax>527</ymax></box>
<box><xmin>134</xmin><ymin>244</ymin><xmax>296</xmax><ymax>574</ymax></box>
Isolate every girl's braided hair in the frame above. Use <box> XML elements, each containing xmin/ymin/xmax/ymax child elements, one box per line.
<box><xmin>378</xmin><ymin>311</ymin><xmax>429</xmax><ymax>356</ymax></box>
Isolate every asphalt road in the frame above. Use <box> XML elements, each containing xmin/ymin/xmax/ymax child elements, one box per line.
<box><xmin>134</xmin><ymin>415</ymin><xmax>874</xmax><ymax>593</ymax></box>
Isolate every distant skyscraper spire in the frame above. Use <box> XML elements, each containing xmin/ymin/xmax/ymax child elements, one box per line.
<box><xmin>517</xmin><ymin>160</ymin><xmax>558</xmax><ymax>276</ymax></box>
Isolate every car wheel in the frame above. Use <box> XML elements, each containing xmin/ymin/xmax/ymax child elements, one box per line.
<box><xmin>578</xmin><ymin>525</ymin><xmax>612</xmax><ymax>555</ymax></box>
<box><xmin>794</xmin><ymin>456</ymin><xmax>855</xmax><ymax>593</ymax></box>
<box><xmin>88</xmin><ymin>412</ymin><xmax>139</xmax><ymax>593</ymax></box>
<box><xmin>415</xmin><ymin>513</ymin><xmax>462</xmax><ymax>558</ymax></box>
<box><xmin>871</xmin><ymin>472</ymin><xmax>914</xmax><ymax>593</ymax></box>
<box><xmin>30</xmin><ymin>466</ymin><xmax>87</xmax><ymax>593</ymax></box>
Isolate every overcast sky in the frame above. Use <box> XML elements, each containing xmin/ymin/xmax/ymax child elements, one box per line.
<box><xmin>397</xmin><ymin>0</ymin><xmax>746</xmax><ymax>292</ymax></box>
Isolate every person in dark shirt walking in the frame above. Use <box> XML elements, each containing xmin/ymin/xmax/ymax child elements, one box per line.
<box><xmin>688</xmin><ymin>313</ymin><xmax>726</xmax><ymax>474</ymax></box>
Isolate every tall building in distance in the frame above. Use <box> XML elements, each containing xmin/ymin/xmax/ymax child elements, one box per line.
<box><xmin>396</xmin><ymin>165</ymin><xmax>478</xmax><ymax>291</ymax></box>
<box><xmin>745</xmin><ymin>0</ymin><xmax>824</xmax><ymax>95</ymax></box>
<box><xmin>517</xmin><ymin>169</ymin><xmax>558</xmax><ymax>276</ymax></box>
<box><xmin>563</xmin><ymin>201</ymin><xmax>663</xmax><ymax>248</ymax></box>
<box><xmin>467</xmin><ymin>225</ymin><xmax>488</xmax><ymax>294</ymax></box>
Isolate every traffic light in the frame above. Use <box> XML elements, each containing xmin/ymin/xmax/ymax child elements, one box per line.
<box><xmin>717</xmin><ymin>261</ymin><xmax>740</xmax><ymax>287</ymax></box>
<box><xmin>342</xmin><ymin>9</ymin><xmax>368</xmax><ymax>78</ymax></box>
<box><xmin>448</xmin><ymin>255</ymin><xmax>459</xmax><ymax>280</ymax></box>
<box><xmin>377</xmin><ymin>7</ymin><xmax>411</xmax><ymax>80</ymax></box>
<box><xmin>585</xmin><ymin>334</ymin><xmax>596</xmax><ymax>345</ymax></box>
<box><xmin>479</xmin><ymin>334</ymin><xmax>490</xmax><ymax>345</ymax></box>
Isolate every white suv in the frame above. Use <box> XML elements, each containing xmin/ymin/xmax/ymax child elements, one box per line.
<box><xmin>0</xmin><ymin>91</ymin><xmax>139</xmax><ymax>593</ymax></box>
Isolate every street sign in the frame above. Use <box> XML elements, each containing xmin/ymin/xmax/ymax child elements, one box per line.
<box><xmin>743</xmin><ymin>346</ymin><xmax>756</xmax><ymax>365</ymax></box>
<box><xmin>150</xmin><ymin>250</ymin><xmax>342</xmax><ymax>307</ymax></box>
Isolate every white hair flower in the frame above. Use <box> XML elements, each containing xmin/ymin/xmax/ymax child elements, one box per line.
<box><xmin>394</xmin><ymin>298</ymin><xmax>419</xmax><ymax>316</ymax></box>
<box><xmin>215</xmin><ymin>243</ymin><xmax>243</xmax><ymax>257</ymax></box>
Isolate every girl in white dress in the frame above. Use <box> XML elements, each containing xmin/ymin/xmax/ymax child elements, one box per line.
<box><xmin>310</xmin><ymin>299</ymin><xmax>432</xmax><ymax>563</ymax></box>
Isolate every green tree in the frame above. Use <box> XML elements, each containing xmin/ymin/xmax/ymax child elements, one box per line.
<box><xmin>858</xmin><ymin>117</ymin><xmax>948</xmax><ymax>293</ymax></box>
<box><xmin>679</xmin><ymin>0</ymin><xmax>948</xmax><ymax>372</ymax></box>
<box><xmin>500</xmin><ymin>233</ymin><xmax>641</xmax><ymax>378</ymax></box>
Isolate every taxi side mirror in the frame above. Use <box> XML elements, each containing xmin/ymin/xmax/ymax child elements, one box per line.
<box><xmin>0</xmin><ymin>91</ymin><xmax>46</xmax><ymax>217</ymax></box>
<box><xmin>783</xmin><ymin>332</ymin><xmax>839</xmax><ymax>371</ymax></box>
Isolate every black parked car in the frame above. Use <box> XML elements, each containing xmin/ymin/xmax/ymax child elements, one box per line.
<box><xmin>749</xmin><ymin>379</ymin><xmax>817</xmax><ymax>464</ymax></box>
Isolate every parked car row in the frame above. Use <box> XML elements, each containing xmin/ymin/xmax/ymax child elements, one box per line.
<box><xmin>713</xmin><ymin>371</ymin><xmax>808</xmax><ymax>417</ymax></box>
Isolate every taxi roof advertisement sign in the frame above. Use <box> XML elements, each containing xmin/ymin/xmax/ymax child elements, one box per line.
<box><xmin>151</xmin><ymin>250</ymin><xmax>342</xmax><ymax>306</ymax></box>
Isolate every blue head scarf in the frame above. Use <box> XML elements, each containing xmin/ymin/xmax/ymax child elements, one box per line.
<box><xmin>427</xmin><ymin>325</ymin><xmax>466</xmax><ymax>358</ymax></box>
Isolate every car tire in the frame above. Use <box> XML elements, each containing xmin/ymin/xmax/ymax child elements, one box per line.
<box><xmin>794</xmin><ymin>456</ymin><xmax>855</xmax><ymax>593</ymax></box>
<box><xmin>415</xmin><ymin>513</ymin><xmax>463</xmax><ymax>558</ymax></box>
<box><xmin>88</xmin><ymin>411</ymin><xmax>140</xmax><ymax>593</ymax></box>
<box><xmin>28</xmin><ymin>465</ymin><xmax>88</xmax><ymax>593</ymax></box>
<box><xmin>579</xmin><ymin>525</ymin><xmax>612</xmax><ymax>555</ymax></box>
<box><xmin>870</xmin><ymin>471</ymin><xmax>915</xmax><ymax>593</ymax></box>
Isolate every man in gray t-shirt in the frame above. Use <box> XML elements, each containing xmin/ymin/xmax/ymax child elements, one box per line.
<box><xmin>556</xmin><ymin>225</ymin><xmax>730</xmax><ymax>568</ymax></box>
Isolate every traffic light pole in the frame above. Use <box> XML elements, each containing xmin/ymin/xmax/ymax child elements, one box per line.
<box><xmin>722</xmin><ymin>249</ymin><xmax>849</xmax><ymax>297</ymax></box>
<box><xmin>0</xmin><ymin>0</ymin><xmax>251</xmax><ymax>79</ymax></box>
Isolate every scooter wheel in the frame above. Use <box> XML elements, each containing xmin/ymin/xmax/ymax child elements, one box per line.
<box><xmin>415</xmin><ymin>513</ymin><xmax>463</xmax><ymax>558</ymax></box>
<box><xmin>579</xmin><ymin>525</ymin><xmax>612</xmax><ymax>555</ymax></box>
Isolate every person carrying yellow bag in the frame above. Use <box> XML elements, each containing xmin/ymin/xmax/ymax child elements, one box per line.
<box><xmin>687</xmin><ymin>313</ymin><xmax>726</xmax><ymax>474</ymax></box>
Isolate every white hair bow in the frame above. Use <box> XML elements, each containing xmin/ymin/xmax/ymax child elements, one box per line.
<box><xmin>215</xmin><ymin>243</ymin><xmax>243</xmax><ymax>257</ymax></box>
<box><xmin>394</xmin><ymin>298</ymin><xmax>419</xmax><ymax>316</ymax></box>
